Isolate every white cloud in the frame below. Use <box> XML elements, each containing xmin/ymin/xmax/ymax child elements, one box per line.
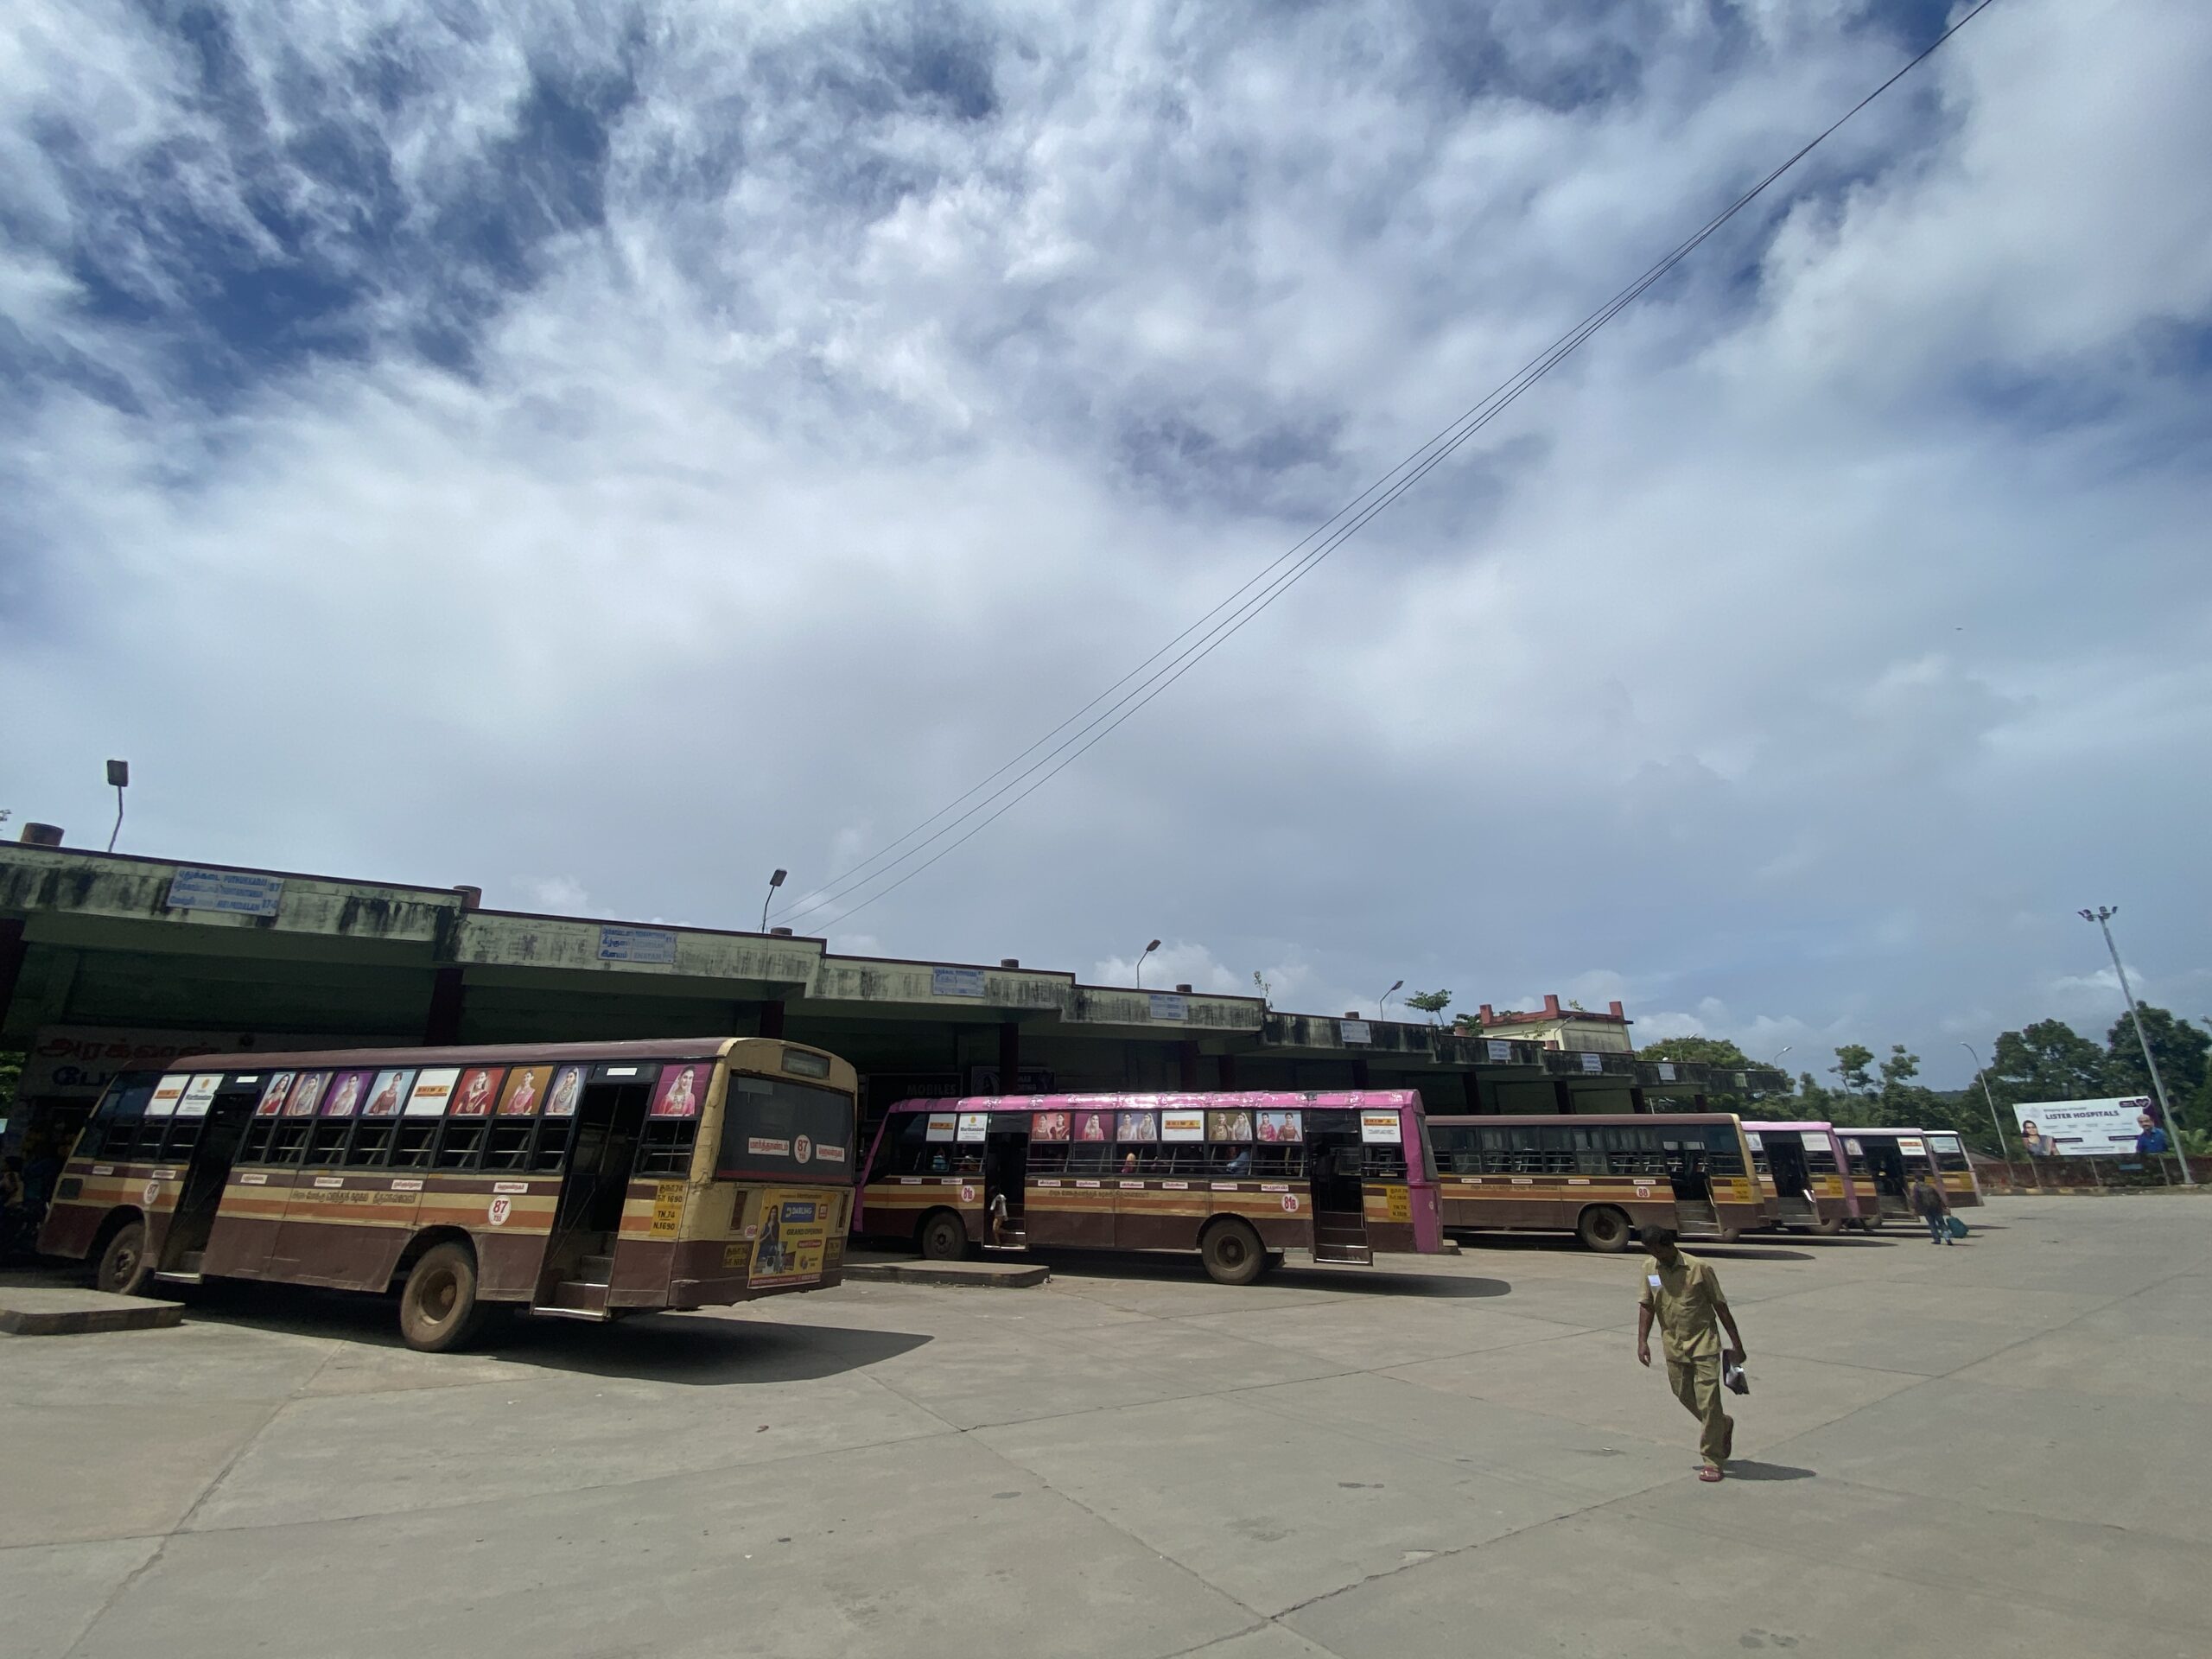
<box><xmin>3</xmin><ymin>0</ymin><xmax>2209</xmax><ymax>1092</ymax></box>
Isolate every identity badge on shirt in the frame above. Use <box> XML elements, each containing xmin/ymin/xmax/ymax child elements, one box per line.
<box><xmin>1648</xmin><ymin>1274</ymin><xmax>1663</xmax><ymax>1287</ymax></box>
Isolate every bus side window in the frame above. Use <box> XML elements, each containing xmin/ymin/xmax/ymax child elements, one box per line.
<box><xmin>266</xmin><ymin>1116</ymin><xmax>315</xmax><ymax>1166</ymax></box>
<box><xmin>1363</xmin><ymin>1141</ymin><xmax>1408</xmax><ymax>1180</ymax></box>
<box><xmin>637</xmin><ymin>1117</ymin><xmax>696</xmax><ymax>1177</ymax></box>
<box><xmin>1706</xmin><ymin>1127</ymin><xmax>1746</xmax><ymax>1177</ymax></box>
<box><xmin>161</xmin><ymin>1116</ymin><xmax>206</xmax><ymax>1163</ymax></box>
<box><xmin>1027</xmin><ymin>1135</ymin><xmax>1068</xmax><ymax>1176</ymax></box>
<box><xmin>529</xmin><ymin>1116</ymin><xmax>574</xmax><ymax>1174</ymax></box>
<box><xmin>1570</xmin><ymin>1128</ymin><xmax>1606</xmax><ymax>1177</ymax></box>
<box><xmin>484</xmin><ymin>1119</ymin><xmax>535</xmax><ymax>1173</ymax></box>
<box><xmin>349</xmin><ymin>1118</ymin><xmax>398</xmax><ymax>1168</ymax></box>
<box><xmin>82</xmin><ymin>1078</ymin><xmax>156</xmax><ymax>1160</ymax></box>
<box><xmin>298</xmin><ymin>1119</ymin><xmax>345</xmax><ymax>1167</ymax></box>
<box><xmin>389</xmin><ymin>1118</ymin><xmax>438</xmax><ymax>1170</ymax></box>
<box><xmin>435</xmin><ymin>1117</ymin><xmax>488</xmax><ymax>1172</ymax></box>
<box><xmin>238</xmin><ymin>1116</ymin><xmax>278</xmax><ymax>1163</ymax></box>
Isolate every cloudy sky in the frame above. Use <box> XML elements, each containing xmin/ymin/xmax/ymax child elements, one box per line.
<box><xmin>4</xmin><ymin>1</ymin><xmax>2207</xmax><ymax>1084</ymax></box>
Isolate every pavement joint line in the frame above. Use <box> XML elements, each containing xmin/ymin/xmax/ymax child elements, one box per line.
<box><xmin>57</xmin><ymin>1334</ymin><xmax>348</xmax><ymax>1659</ymax></box>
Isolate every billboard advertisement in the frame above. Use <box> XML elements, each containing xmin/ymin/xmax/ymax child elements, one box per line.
<box><xmin>2012</xmin><ymin>1096</ymin><xmax>2158</xmax><ymax>1157</ymax></box>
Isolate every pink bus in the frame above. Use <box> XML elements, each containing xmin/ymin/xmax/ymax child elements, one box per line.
<box><xmin>1742</xmin><ymin>1121</ymin><xmax>1872</xmax><ymax>1235</ymax></box>
<box><xmin>855</xmin><ymin>1090</ymin><xmax>1445</xmax><ymax>1283</ymax></box>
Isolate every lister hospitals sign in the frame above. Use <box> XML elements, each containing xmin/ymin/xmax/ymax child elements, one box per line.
<box><xmin>2011</xmin><ymin>1096</ymin><xmax>2154</xmax><ymax>1157</ymax></box>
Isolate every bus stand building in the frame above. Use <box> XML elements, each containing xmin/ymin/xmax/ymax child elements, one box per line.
<box><xmin>1</xmin><ymin>840</ymin><xmax>1789</xmax><ymax>1159</ymax></box>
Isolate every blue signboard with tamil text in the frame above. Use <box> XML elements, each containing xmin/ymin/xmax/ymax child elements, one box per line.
<box><xmin>931</xmin><ymin>966</ymin><xmax>986</xmax><ymax>998</ymax></box>
<box><xmin>597</xmin><ymin>925</ymin><xmax>678</xmax><ymax>964</ymax></box>
<box><xmin>167</xmin><ymin>868</ymin><xmax>285</xmax><ymax>917</ymax></box>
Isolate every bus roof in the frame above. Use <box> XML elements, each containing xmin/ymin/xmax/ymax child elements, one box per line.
<box><xmin>880</xmin><ymin>1089</ymin><xmax>1421</xmax><ymax>1114</ymax></box>
<box><xmin>1427</xmin><ymin>1112</ymin><xmax>1742</xmax><ymax>1128</ymax></box>
<box><xmin>148</xmin><ymin>1035</ymin><xmax>768</xmax><ymax>1074</ymax></box>
<box><xmin>1742</xmin><ymin>1120</ymin><xmax>1841</xmax><ymax>1135</ymax></box>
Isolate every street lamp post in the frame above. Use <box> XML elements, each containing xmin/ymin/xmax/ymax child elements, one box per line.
<box><xmin>760</xmin><ymin>868</ymin><xmax>787</xmax><ymax>933</ymax></box>
<box><xmin>1135</xmin><ymin>939</ymin><xmax>1161</xmax><ymax>988</ymax></box>
<box><xmin>105</xmin><ymin>760</ymin><xmax>130</xmax><ymax>854</ymax></box>
<box><xmin>1960</xmin><ymin>1040</ymin><xmax>2035</xmax><ymax>1194</ymax></box>
<box><xmin>1768</xmin><ymin>1045</ymin><xmax>1792</xmax><ymax>1069</ymax></box>
<box><xmin>1378</xmin><ymin>979</ymin><xmax>1404</xmax><ymax>1020</ymax></box>
<box><xmin>2079</xmin><ymin>906</ymin><xmax>2193</xmax><ymax>1187</ymax></box>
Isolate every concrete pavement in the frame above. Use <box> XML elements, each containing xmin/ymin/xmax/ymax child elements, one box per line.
<box><xmin>3</xmin><ymin>1197</ymin><xmax>2205</xmax><ymax>1657</ymax></box>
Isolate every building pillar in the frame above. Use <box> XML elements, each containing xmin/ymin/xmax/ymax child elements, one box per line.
<box><xmin>999</xmin><ymin>1020</ymin><xmax>1021</xmax><ymax>1095</ymax></box>
<box><xmin>1692</xmin><ymin>1092</ymin><xmax>1709</xmax><ymax>1112</ymax></box>
<box><xmin>1461</xmin><ymin>1070</ymin><xmax>1482</xmax><ymax>1114</ymax></box>
<box><xmin>1629</xmin><ymin>1086</ymin><xmax>1649</xmax><ymax>1115</ymax></box>
<box><xmin>1552</xmin><ymin>1080</ymin><xmax>1575</xmax><ymax>1116</ymax></box>
<box><xmin>1351</xmin><ymin>1055</ymin><xmax>1371</xmax><ymax>1087</ymax></box>
<box><xmin>423</xmin><ymin>966</ymin><xmax>466</xmax><ymax>1045</ymax></box>
<box><xmin>758</xmin><ymin>999</ymin><xmax>785</xmax><ymax>1039</ymax></box>
<box><xmin>0</xmin><ymin>918</ymin><xmax>25</xmax><ymax>1037</ymax></box>
<box><xmin>1179</xmin><ymin>1040</ymin><xmax>1200</xmax><ymax>1089</ymax></box>
<box><xmin>1217</xmin><ymin>1052</ymin><xmax>1239</xmax><ymax>1089</ymax></box>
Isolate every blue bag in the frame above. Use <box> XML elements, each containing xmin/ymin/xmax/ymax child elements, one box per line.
<box><xmin>1945</xmin><ymin>1215</ymin><xmax>1969</xmax><ymax>1240</ymax></box>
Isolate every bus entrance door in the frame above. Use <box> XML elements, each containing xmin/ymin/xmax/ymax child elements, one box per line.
<box><xmin>1765</xmin><ymin>1136</ymin><xmax>1816</xmax><ymax>1228</ymax></box>
<box><xmin>1865</xmin><ymin>1141</ymin><xmax>1912</xmax><ymax>1217</ymax></box>
<box><xmin>1306</xmin><ymin>1133</ymin><xmax>1372</xmax><ymax>1265</ymax></box>
<box><xmin>536</xmin><ymin>1077</ymin><xmax>653</xmax><ymax>1318</ymax></box>
<box><xmin>984</xmin><ymin>1128</ymin><xmax>1028</xmax><ymax>1249</ymax></box>
<box><xmin>1663</xmin><ymin>1138</ymin><xmax>1722</xmax><ymax>1236</ymax></box>
<box><xmin>156</xmin><ymin>1088</ymin><xmax>258</xmax><ymax>1281</ymax></box>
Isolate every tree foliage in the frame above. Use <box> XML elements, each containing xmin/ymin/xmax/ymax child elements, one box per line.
<box><xmin>1639</xmin><ymin>1036</ymin><xmax>1753</xmax><ymax>1069</ymax></box>
<box><xmin>1404</xmin><ymin>989</ymin><xmax>1453</xmax><ymax>1025</ymax></box>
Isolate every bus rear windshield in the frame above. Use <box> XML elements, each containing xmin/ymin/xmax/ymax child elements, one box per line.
<box><xmin>715</xmin><ymin>1074</ymin><xmax>855</xmax><ymax>1181</ymax></box>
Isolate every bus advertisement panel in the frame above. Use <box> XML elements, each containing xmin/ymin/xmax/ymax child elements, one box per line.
<box><xmin>2012</xmin><ymin>1097</ymin><xmax>2155</xmax><ymax>1158</ymax></box>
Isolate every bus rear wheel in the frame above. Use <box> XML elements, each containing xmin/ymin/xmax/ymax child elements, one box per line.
<box><xmin>398</xmin><ymin>1242</ymin><xmax>487</xmax><ymax>1353</ymax></box>
<box><xmin>1575</xmin><ymin>1205</ymin><xmax>1632</xmax><ymax>1253</ymax></box>
<box><xmin>1200</xmin><ymin>1218</ymin><xmax>1266</xmax><ymax>1286</ymax></box>
<box><xmin>1815</xmin><ymin>1217</ymin><xmax>1846</xmax><ymax>1237</ymax></box>
<box><xmin>917</xmin><ymin>1211</ymin><xmax>968</xmax><ymax>1262</ymax></box>
<box><xmin>94</xmin><ymin>1219</ymin><xmax>153</xmax><ymax>1296</ymax></box>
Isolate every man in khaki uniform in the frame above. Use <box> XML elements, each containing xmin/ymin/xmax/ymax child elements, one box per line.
<box><xmin>1635</xmin><ymin>1224</ymin><xmax>1745</xmax><ymax>1482</ymax></box>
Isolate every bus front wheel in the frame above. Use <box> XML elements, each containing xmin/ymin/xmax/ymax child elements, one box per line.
<box><xmin>94</xmin><ymin>1218</ymin><xmax>153</xmax><ymax>1296</ymax></box>
<box><xmin>917</xmin><ymin>1211</ymin><xmax>968</xmax><ymax>1262</ymax></box>
<box><xmin>1575</xmin><ymin>1205</ymin><xmax>1632</xmax><ymax>1254</ymax></box>
<box><xmin>1815</xmin><ymin>1217</ymin><xmax>1846</xmax><ymax>1237</ymax></box>
<box><xmin>398</xmin><ymin>1242</ymin><xmax>488</xmax><ymax>1352</ymax></box>
<box><xmin>1200</xmin><ymin>1218</ymin><xmax>1266</xmax><ymax>1286</ymax></box>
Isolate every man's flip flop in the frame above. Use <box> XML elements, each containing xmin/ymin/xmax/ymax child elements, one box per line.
<box><xmin>1699</xmin><ymin>1465</ymin><xmax>1725</xmax><ymax>1483</ymax></box>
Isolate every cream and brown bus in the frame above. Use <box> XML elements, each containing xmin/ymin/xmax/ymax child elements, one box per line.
<box><xmin>39</xmin><ymin>1037</ymin><xmax>857</xmax><ymax>1350</ymax></box>
<box><xmin>1425</xmin><ymin>1113</ymin><xmax>1770</xmax><ymax>1250</ymax></box>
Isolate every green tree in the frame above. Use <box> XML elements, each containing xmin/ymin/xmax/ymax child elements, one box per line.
<box><xmin>1404</xmin><ymin>989</ymin><xmax>1453</xmax><ymax>1026</ymax></box>
<box><xmin>1986</xmin><ymin>1019</ymin><xmax>2109</xmax><ymax>1109</ymax></box>
<box><xmin>1639</xmin><ymin>1036</ymin><xmax>1754</xmax><ymax>1069</ymax></box>
<box><xmin>2103</xmin><ymin>1005</ymin><xmax>2210</xmax><ymax>1133</ymax></box>
<box><xmin>1832</xmin><ymin>1044</ymin><xmax>1875</xmax><ymax>1096</ymax></box>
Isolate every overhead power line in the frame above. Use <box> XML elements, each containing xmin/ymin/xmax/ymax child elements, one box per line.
<box><xmin>773</xmin><ymin>0</ymin><xmax>2003</xmax><ymax>932</ymax></box>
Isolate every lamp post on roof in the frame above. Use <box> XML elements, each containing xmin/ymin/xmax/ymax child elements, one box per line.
<box><xmin>105</xmin><ymin>760</ymin><xmax>129</xmax><ymax>854</ymax></box>
<box><xmin>1135</xmin><ymin>939</ymin><xmax>1162</xmax><ymax>988</ymax></box>
<box><xmin>760</xmin><ymin>868</ymin><xmax>787</xmax><ymax>934</ymax></box>
<box><xmin>1378</xmin><ymin>979</ymin><xmax>1404</xmax><ymax>1020</ymax></box>
<box><xmin>2078</xmin><ymin>906</ymin><xmax>2191</xmax><ymax>1186</ymax></box>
